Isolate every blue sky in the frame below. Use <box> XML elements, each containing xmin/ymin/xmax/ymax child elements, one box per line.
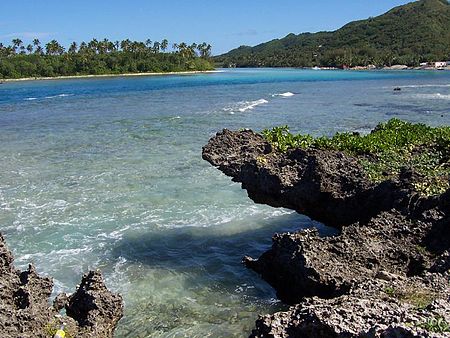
<box><xmin>1</xmin><ymin>0</ymin><xmax>412</xmax><ymax>55</ymax></box>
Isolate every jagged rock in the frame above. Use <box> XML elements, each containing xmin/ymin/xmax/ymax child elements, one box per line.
<box><xmin>66</xmin><ymin>270</ymin><xmax>124</xmax><ymax>337</ymax></box>
<box><xmin>243</xmin><ymin>211</ymin><xmax>434</xmax><ymax>304</ymax></box>
<box><xmin>430</xmin><ymin>251</ymin><xmax>450</xmax><ymax>273</ymax></box>
<box><xmin>0</xmin><ymin>233</ymin><xmax>123</xmax><ymax>338</ymax></box>
<box><xmin>249</xmin><ymin>276</ymin><xmax>450</xmax><ymax>338</ymax></box>
<box><xmin>202</xmin><ymin>129</ymin><xmax>432</xmax><ymax>228</ymax></box>
<box><xmin>203</xmin><ymin>128</ymin><xmax>450</xmax><ymax>338</ymax></box>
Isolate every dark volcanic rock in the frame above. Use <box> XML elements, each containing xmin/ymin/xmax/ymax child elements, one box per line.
<box><xmin>250</xmin><ymin>276</ymin><xmax>450</xmax><ymax>338</ymax></box>
<box><xmin>244</xmin><ymin>211</ymin><xmax>434</xmax><ymax>304</ymax></box>
<box><xmin>0</xmin><ymin>233</ymin><xmax>123</xmax><ymax>338</ymax></box>
<box><xmin>202</xmin><ymin>129</ymin><xmax>426</xmax><ymax>228</ymax></box>
<box><xmin>67</xmin><ymin>270</ymin><xmax>124</xmax><ymax>337</ymax></box>
<box><xmin>203</xmin><ymin>128</ymin><xmax>450</xmax><ymax>338</ymax></box>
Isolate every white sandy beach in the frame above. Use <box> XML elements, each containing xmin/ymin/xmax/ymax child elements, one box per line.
<box><xmin>1</xmin><ymin>70</ymin><xmax>219</xmax><ymax>83</ymax></box>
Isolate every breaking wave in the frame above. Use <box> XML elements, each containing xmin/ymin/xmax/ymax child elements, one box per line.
<box><xmin>272</xmin><ymin>92</ymin><xmax>295</xmax><ymax>97</ymax></box>
<box><xmin>414</xmin><ymin>93</ymin><xmax>450</xmax><ymax>100</ymax></box>
<box><xmin>238</xmin><ymin>99</ymin><xmax>269</xmax><ymax>112</ymax></box>
<box><xmin>45</xmin><ymin>93</ymin><xmax>74</xmax><ymax>99</ymax></box>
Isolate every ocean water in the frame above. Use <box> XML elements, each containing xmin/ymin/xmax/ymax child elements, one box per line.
<box><xmin>1</xmin><ymin>68</ymin><xmax>449</xmax><ymax>337</ymax></box>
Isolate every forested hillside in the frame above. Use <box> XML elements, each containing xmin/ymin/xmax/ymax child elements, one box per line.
<box><xmin>217</xmin><ymin>0</ymin><xmax>450</xmax><ymax>68</ymax></box>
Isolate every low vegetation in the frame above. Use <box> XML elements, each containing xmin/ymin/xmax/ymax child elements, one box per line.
<box><xmin>0</xmin><ymin>38</ymin><xmax>214</xmax><ymax>79</ymax></box>
<box><xmin>383</xmin><ymin>286</ymin><xmax>437</xmax><ymax>310</ymax></box>
<box><xmin>262</xmin><ymin>119</ymin><xmax>450</xmax><ymax>196</ymax></box>
<box><xmin>417</xmin><ymin>316</ymin><xmax>450</xmax><ymax>333</ymax></box>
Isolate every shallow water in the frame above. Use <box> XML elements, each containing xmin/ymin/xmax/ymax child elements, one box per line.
<box><xmin>1</xmin><ymin>68</ymin><xmax>449</xmax><ymax>337</ymax></box>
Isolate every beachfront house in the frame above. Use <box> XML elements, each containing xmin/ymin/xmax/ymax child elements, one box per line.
<box><xmin>419</xmin><ymin>62</ymin><xmax>428</xmax><ymax>67</ymax></box>
<box><xmin>433</xmin><ymin>61</ymin><xmax>447</xmax><ymax>68</ymax></box>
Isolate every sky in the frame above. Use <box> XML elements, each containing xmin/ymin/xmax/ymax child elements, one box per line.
<box><xmin>0</xmin><ymin>0</ymin><xmax>413</xmax><ymax>55</ymax></box>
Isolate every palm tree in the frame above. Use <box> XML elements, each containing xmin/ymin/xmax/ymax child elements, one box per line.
<box><xmin>32</xmin><ymin>39</ymin><xmax>42</xmax><ymax>55</ymax></box>
<box><xmin>145</xmin><ymin>39</ymin><xmax>152</xmax><ymax>50</ymax></box>
<box><xmin>45</xmin><ymin>40</ymin><xmax>65</xmax><ymax>55</ymax></box>
<box><xmin>121</xmin><ymin>39</ymin><xmax>131</xmax><ymax>53</ymax></box>
<box><xmin>68</xmin><ymin>41</ymin><xmax>78</xmax><ymax>54</ymax></box>
<box><xmin>197</xmin><ymin>42</ymin><xmax>212</xmax><ymax>58</ymax></box>
<box><xmin>161</xmin><ymin>39</ymin><xmax>168</xmax><ymax>52</ymax></box>
<box><xmin>11</xmin><ymin>38</ymin><xmax>23</xmax><ymax>54</ymax></box>
<box><xmin>153</xmin><ymin>41</ymin><xmax>160</xmax><ymax>53</ymax></box>
<box><xmin>188</xmin><ymin>43</ymin><xmax>197</xmax><ymax>58</ymax></box>
<box><xmin>99</xmin><ymin>38</ymin><xmax>110</xmax><ymax>54</ymax></box>
<box><xmin>79</xmin><ymin>41</ymin><xmax>88</xmax><ymax>54</ymax></box>
<box><xmin>88</xmin><ymin>38</ymin><xmax>99</xmax><ymax>53</ymax></box>
<box><xmin>178</xmin><ymin>42</ymin><xmax>188</xmax><ymax>57</ymax></box>
<box><xmin>26</xmin><ymin>44</ymin><xmax>33</xmax><ymax>54</ymax></box>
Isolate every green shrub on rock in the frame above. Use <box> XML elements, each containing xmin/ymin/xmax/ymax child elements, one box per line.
<box><xmin>262</xmin><ymin>119</ymin><xmax>450</xmax><ymax>196</ymax></box>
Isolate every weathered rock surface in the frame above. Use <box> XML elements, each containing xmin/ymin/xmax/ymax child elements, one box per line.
<box><xmin>250</xmin><ymin>276</ymin><xmax>450</xmax><ymax>338</ymax></box>
<box><xmin>244</xmin><ymin>211</ymin><xmax>434</xmax><ymax>304</ymax></box>
<box><xmin>0</xmin><ymin>233</ymin><xmax>123</xmax><ymax>338</ymax></box>
<box><xmin>202</xmin><ymin>129</ymin><xmax>444</xmax><ymax>228</ymax></box>
<box><xmin>203</xmin><ymin>129</ymin><xmax>450</xmax><ymax>338</ymax></box>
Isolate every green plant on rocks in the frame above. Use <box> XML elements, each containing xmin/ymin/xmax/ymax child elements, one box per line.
<box><xmin>417</xmin><ymin>316</ymin><xmax>450</xmax><ymax>333</ymax></box>
<box><xmin>262</xmin><ymin>119</ymin><xmax>450</xmax><ymax>196</ymax></box>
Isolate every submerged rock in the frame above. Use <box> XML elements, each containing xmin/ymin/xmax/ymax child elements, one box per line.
<box><xmin>203</xmin><ymin>127</ymin><xmax>450</xmax><ymax>338</ymax></box>
<box><xmin>0</xmin><ymin>233</ymin><xmax>123</xmax><ymax>338</ymax></box>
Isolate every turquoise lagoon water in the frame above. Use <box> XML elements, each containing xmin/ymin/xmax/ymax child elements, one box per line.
<box><xmin>1</xmin><ymin>69</ymin><xmax>449</xmax><ymax>337</ymax></box>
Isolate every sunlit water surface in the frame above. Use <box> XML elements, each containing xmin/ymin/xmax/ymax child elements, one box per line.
<box><xmin>1</xmin><ymin>69</ymin><xmax>449</xmax><ymax>337</ymax></box>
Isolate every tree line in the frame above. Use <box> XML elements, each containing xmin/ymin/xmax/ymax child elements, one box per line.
<box><xmin>0</xmin><ymin>38</ymin><xmax>213</xmax><ymax>79</ymax></box>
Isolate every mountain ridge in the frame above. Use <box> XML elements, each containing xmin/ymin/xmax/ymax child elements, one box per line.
<box><xmin>217</xmin><ymin>0</ymin><xmax>450</xmax><ymax>67</ymax></box>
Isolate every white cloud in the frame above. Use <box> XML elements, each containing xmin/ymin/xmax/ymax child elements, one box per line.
<box><xmin>1</xmin><ymin>32</ymin><xmax>54</xmax><ymax>40</ymax></box>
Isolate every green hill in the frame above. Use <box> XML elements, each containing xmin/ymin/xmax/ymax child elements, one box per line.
<box><xmin>216</xmin><ymin>0</ymin><xmax>450</xmax><ymax>68</ymax></box>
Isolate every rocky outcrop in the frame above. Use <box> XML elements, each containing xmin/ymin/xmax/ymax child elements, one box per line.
<box><xmin>250</xmin><ymin>276</ymin><xmax>450</xmax><ymax>338</ymax></box>
<box><xmin>202</xmin><ymin>129</ymin><xmax>437</xmax><ymax>228</ymax></box>
<box><xmin>244</xmin><ymin>211</ymin><xmax>436</xmax><ymax>304</ymax></box>
<box><xmin>203</xmin><ymin>128</ymin><xmax>450</xmax><ymax>338</ymax></box>
<box><xmin>0</xmin><ymin>233</ymin><xmax>123</xmax><ymax>338</ymax></box>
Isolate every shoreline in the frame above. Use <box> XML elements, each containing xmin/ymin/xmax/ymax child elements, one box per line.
<box><xmin>0</xmin><ymin>70</ymin><xmax>219</xmax><ymax>83</ymax></box>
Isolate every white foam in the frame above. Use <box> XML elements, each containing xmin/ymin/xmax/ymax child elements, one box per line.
<box><xmin>238</xmin><ymin>99</ymin><xmax>269</xmax><ymax>112</ymax></box>
<box><xmin>415</xmin><ymin>93</ymin><xmax>450</xmax><ymax>100</ymax></box>
<box><xmin>272</xmin><ymin>92</ymin><xmax>295</xmax><ymax>97</ymax></box>
<box><xmin>398</xmin><ymin>84</ymin><xmax>450</xmax><ymax>88</ymax></box>
<box><xmin>45</xmin><ymin>93</ymin><xmax>73</xmax><ymax>99</ymax></box>
<box><xmin>24</xmin><ymin>97</ymin><xmax>37</xmax><ymax>101</ymax></box>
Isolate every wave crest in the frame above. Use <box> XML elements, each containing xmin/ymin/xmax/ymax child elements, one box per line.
<box><xmin>238</xmin><ymin>99</ymin><xmax>269</xmax><ymax>112</ymax></box>
<box><xmin>272</xmin><ymin>92</ymin><xmax>295</xmax><ymax>97</ymax></box>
